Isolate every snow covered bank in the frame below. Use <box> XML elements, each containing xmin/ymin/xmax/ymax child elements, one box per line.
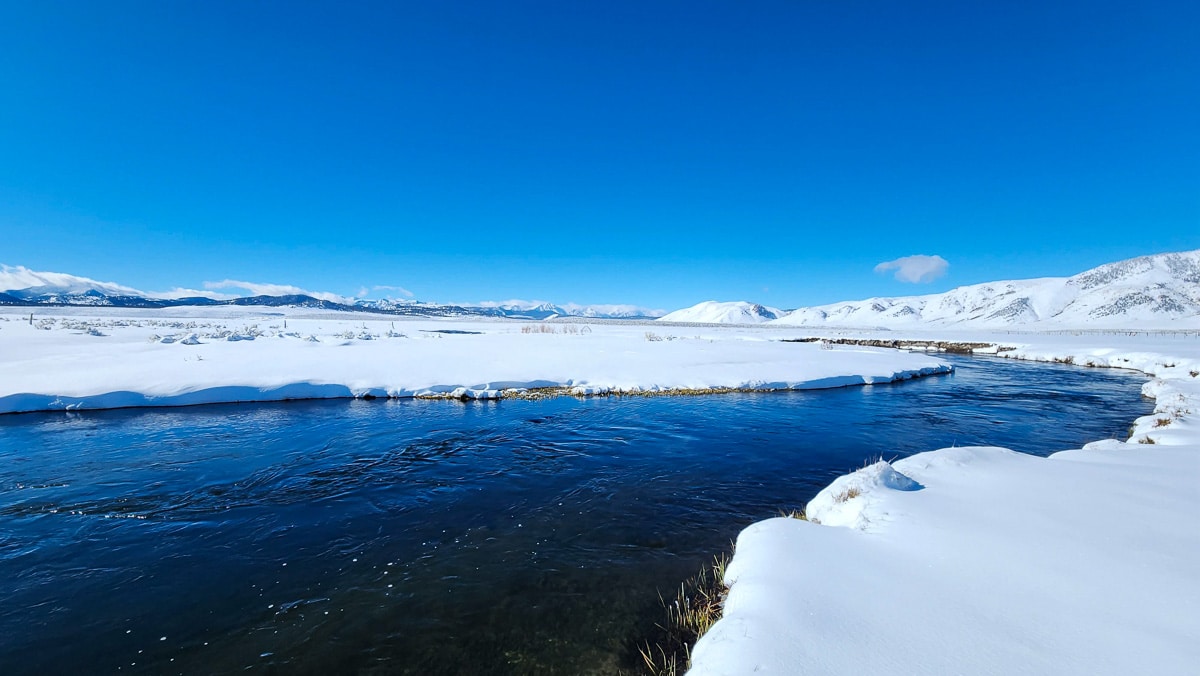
<box><xmin>0</xmin><ymin>310</ymin><xmax>951</xmax><ymax>414</ymax></box>
<box><xmin>688</xmin><ymin>334</ymin><xmax>1200</xmax><ymax>676</ymax></box>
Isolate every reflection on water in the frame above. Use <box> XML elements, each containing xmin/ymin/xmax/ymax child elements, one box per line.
<box><xmin>0</xmin><ymin>356</ymin><xmax>1151</xmax><ymax>674</ymax></box>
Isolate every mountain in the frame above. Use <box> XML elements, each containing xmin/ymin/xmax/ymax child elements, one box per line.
<box><xmin>654</xmin><ymin>251</ymin><xmax>1200</xmax><ymax>329</ymax></box>
<box><xmin>0</xmin><ymin>265</ymin><xmax>660</xmax><ymax>320</ymax></box>
<box><xmin>767</xmin><ymin>250</ymin><xmax>1200</xmax><ymax>329</ymax></box>
<box><xmin>658</xmin><ymin>301</ymin><xmax>785</xmax><ymax>324</ymax></box>
<box><xmin>560</xmin><ymin>303</ymin><xmax>664</xmax><ymax>319</ymax></box>
<box><xmin>477</xmin><ymin>301</ymin><xmax>569</xmax><ymax>320</ymax></box>
<box><xmin>0</xmin><ymin>266</ymin><xmax>146</xmax><ymax>299</ymax></box>
<box><xmin>473</xmin><ymin>300</ymin><xmax>665</xmax><ymax>320</ymax></box>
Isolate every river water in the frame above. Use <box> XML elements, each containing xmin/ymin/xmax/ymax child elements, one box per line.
<box><xmin>0</xmin><ymin>355</ymin><xmax>1152</xmax><ymax>675</ymax></box>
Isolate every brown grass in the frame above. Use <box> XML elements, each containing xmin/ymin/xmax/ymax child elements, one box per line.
<box><xmin>832</xmin><ymin>486</ymin><xmax>862</xmax><ymax>503</ymax></box>
<box><xmin>631</xmin><ymin>553</ymin><xmax>730</xmax><ymax>675</ymax></box>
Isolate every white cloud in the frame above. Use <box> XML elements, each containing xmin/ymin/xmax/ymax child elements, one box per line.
<box><xmin>372</xmin><ymin>284</ymin><xmax>414</xmax><ymax>298</ymax></box>
<box><xmin>0</xmin><ymin>264</ymin><xmax>144</xmax><ymax>296</ymax></box>
<box><xmin>203</xmin><ymin>279</ymin><xmax>350</xmax><ymax>303</ymax></box>
<box><xmin>874</xmin><ymin>255</ymin><xmax>949</xmax><ymax>284</ymax></box>
<box><xmin>149</xmin><ymin>287</ymin><xmax>239</xmax><ymax>301</ymax></box>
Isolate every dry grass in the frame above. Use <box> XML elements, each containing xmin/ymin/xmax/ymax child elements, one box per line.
<box><xmin>631</xmin><ymin>553</ymin><xmax>730</xmax><ymax>675</ymax></box>
<box><xmin>1154</xmin><ymin>417</ymin><xmax>1172</xmax><ymax>428</ymax></box>
<box><xmin>634</xmin><ymin>644</ymin><xmax>684</xmax><ymax>676</ymax></box>
<box><xmin>1139</xmin><ymin>436</ymin><xmax>1157</xmax><ymax>444</ymax></box>
<box><xmin>832</xmin><ymin>486</ymin><xmax>862</xmax><ymax>503</ymax></box>
<box><xmin>520</xmin><ymin>324</ymin><xmax>557</xmax><ymax>334</ymax></box>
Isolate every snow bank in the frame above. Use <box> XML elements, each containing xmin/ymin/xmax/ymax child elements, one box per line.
<box><xmin>0</xmin><ymin>310</ymin><xmax>951</xmax><ymax>414</ymax></box>
<box><xmin>688</xmin><ymin>333</ymin><xmax>1200</xmax><ymax>676</ymax></box>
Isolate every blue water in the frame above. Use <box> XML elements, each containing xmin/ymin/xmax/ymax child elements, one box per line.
<box><xmin>0</xmin><ymin>356</ymin><xmax>1151</xmax><ymax>675</ymax></box>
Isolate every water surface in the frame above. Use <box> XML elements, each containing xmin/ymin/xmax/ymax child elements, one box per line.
<box><xmin>0</xmin><ymin>356</ymin><xmax>1151</xmax><ymax>674</ymax></box>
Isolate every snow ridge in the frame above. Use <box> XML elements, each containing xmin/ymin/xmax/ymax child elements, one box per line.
<box><xmin>659</xmin><ymin>250</ymin><xmax>1200</xmax><ymax>329</ymax></box>
<box><xmin>771</xmin><ymin>250</ymin><xmax>1200</xmax><ymax>329</ymax></box>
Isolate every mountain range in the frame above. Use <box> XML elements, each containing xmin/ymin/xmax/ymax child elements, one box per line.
<box><xmin>660</xmin><ymin>250</ymin><xmax>1200</xmax><ymax>329</ymax></box>
<box><xmin>6</xmin><ymin>250</ymin><xmax>1199</xmax><ymax>328</ymax></box>
<box><xmin>0</xmin><ymin>267</ymin><xmax>663</xmax><ymax>320</ymax></box>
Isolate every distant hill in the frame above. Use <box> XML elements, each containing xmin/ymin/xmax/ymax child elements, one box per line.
<box><xmin>0</xmin><ymin>266</ymin><xmax>663</xmax><ymax>320</ymax></box>
<box><xmin>658</xmin><ymin>301</ymin><xmax>785</xmax><ymax>324</ymax></box>
<box><xmin>660</xmin><ymin>250</ymin><xmax>1200</xmax><ymax>329</ymax></box>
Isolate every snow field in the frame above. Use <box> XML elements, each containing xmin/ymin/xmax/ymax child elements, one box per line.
<box><xmin>0</xmin><ymin>310</ymin><xmax>952</xmax><ymax>414</ymax></box>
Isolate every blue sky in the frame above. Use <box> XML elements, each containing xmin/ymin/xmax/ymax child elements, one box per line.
<box><xmin>1</xmin><ymin>1</ymin><xmax>1197</xmax><ymax>310</ymax></box>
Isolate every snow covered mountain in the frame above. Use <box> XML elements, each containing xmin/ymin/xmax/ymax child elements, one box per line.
<box><xmin>0</xmin><ymin>265</ymin><xmax>663</xmax><ymax>320</ymax></box>
<box><xmin>0</xmin><ymin>265</ymin><xmax>147</xmax><ymax>298</ymax></box>
<box><xmin>769</xmin><ymin>250</ymin><xmax>1200</xmax><ymax>329</ymax></box>
<box><xmin>475</xmin><ymin>300</ymin><xmax>665</xmax><ymax>320</ymax></box>
<box><xmin>658</xmin><ymin>301</ymin><xmax>785</xmax><ymax>324</ymax></box>
<box><xmin>653</xmin><ymin>251</ymin><xmax>1200</xmax><ymax>329</ymax></box>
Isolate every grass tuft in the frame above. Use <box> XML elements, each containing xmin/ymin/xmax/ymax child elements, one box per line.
<box><xmin>635</xmin><ymin>643</ymin><xmax>685</xmax><ymax>676</ymax></box>
<box><xmin>832</xmin><ymin>486</ymin><xmax>862</xmax><ymax>503</ymax></box>
<box><xmin>630</xmin><ymin>552</ymin><xmax>730</xmax><ymax>675</ymax></box>
<box><xmin>1154</xmin><ymin>417</ymin><xmax>1172</xmax><ymax>428</ymax></box>
<box><xmin>1139</xmin><ymin>436</ymin><xmax>1157</xmax><ymax>444</ymax></box>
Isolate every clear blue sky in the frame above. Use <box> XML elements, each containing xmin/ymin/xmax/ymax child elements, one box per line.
<box><xmin>1</xmin><ymin>1</ymin><xmax>1197</xmax><ymax>310</ymax></box>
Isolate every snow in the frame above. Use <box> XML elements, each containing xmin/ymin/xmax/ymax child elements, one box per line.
<box><xmin>0</xmin><ymin>263</ymin><xmax>667</xmax><ymax>319</ymax></box>
<box><xmin>0</xmin><ymin>264</ymin><xmax>148</xmax><ymax>298</ymax></box>
<box><xmin>687</xmin><ymin>329</ymin><xmax>1200</xmax><ymax>676</ymax></box>
<box><xmin>475</xmin><ymin>299</ymin><xmax>666</xmax><ymax>319</ymax></box>
<box><xmin>659</xmin><ymin>301</ymin><xmax>785</xmax><ymax>324</ymax></box>
<box><xmin>0</xmin><ymin>307</ymin><xmax>951</xmax><ymax>414</ymax></box>
<box><xmin>660</xmin><ymin>250</ymin><xmax>1200</xmax><ymax>329</ymax></box>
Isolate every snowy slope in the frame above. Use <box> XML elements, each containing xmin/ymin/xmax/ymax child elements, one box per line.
<box><xmin>771</xmin><ymin>250</ymin><xmax>1200</xmax><ymax>329</ymax></box>
<box><xmin>658</xmin><ymin>301</ymin><xmax>784</xmax><ymax>324</ymax></box>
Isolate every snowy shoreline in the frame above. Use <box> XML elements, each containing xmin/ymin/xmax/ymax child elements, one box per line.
<box><xmin>0</xmin><ymin>309</ymin><xmax>953</xmax><ymax>415</ymax></box>
<box><xmin>688</xmin><ymin>332</ymin><xmax>1200</xmax><ymax>676</ymax></box>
